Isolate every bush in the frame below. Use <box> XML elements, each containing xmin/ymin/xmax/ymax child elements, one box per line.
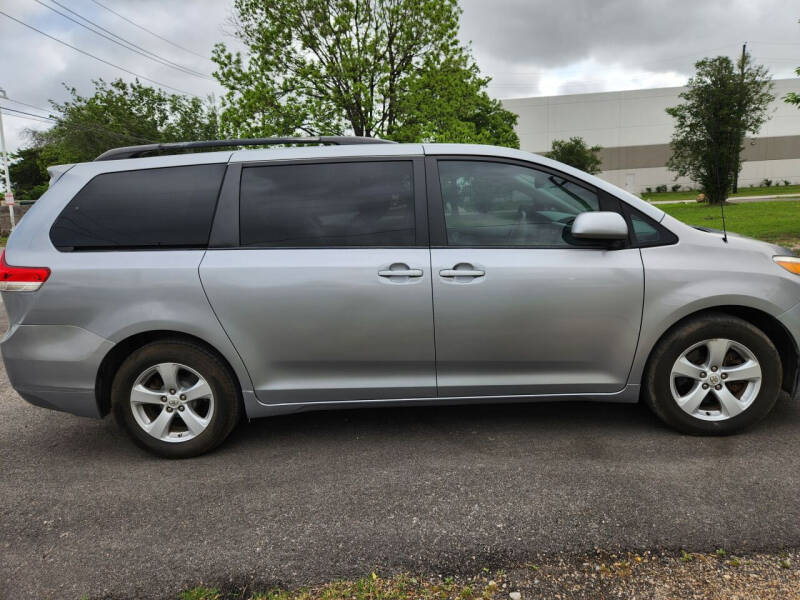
<box><xmin>671</xmin><ymin>184</ymin><xmax>682</xmax><ymax>192</ymax></box>
<box><xmin>545</xmin><ymin>137</ymin><xmax>602</xmax><ymax>174</ymax></box>
<box><xmin>761</xmin><ymin>178</ymin><xmax>773</xmax><ymax>187</ymax></box>
<box><xmin>645</xmin><ymin>187</ymin><xmax>653</xmax><ymax>194</ymax></box>
<box><xmin>784</xmin><ymin>179</ymin><xmax>791</xmax><ymax>186</ymax></box>
<box><xmin>656</xmin><ymin>184</ymin><xmax>668</xmax><ymax>193</ymax></box>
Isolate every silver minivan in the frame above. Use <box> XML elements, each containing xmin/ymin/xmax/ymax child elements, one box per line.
<box><xmin>3</xmin><ymin>137</ymin><xmax>800</xmax><ymax>457</ymax></box>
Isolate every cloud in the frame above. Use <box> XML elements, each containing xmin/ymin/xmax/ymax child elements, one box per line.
<box><xmin>0</xmin><ymin>0</ymin><xmax>241</xmax><ymax>153</ymax></box>
<box><xmin>1</xmin><ymin>0</ymin><xmax>798</xmax><ymax>155</ymax></box>
<box><xmin>460</xmin><ymin>0</ymin><xmax>800</xmax><ymax>97</ymax></box>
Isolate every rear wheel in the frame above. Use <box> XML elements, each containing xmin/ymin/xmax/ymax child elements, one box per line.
<box><xmin>111</xmin><ymin>340</ymin><xmax>241</xmax><ymax>458</ymax></box>
<box><xmin>644</xmin><ymin>314</ymin><xmax>781</xmax><ymax>435</ymax></box>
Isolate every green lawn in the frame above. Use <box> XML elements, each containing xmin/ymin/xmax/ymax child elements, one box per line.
<box><xmin>179</xmin><ymin>573</ymin><xmax>505</xmax><ymax>600</ymax></box>
<box><xmin>660</xmin><ymin>200</ymin><xmax>800</xmax><ymax>248</ymax></box>
<box><xmin>642</xmin><ymin>184</ymin><xmax>800</xmax><ymax>203</ymax></box>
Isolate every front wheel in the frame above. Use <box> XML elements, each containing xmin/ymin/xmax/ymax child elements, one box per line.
<box><xmin>111</xmin><ymin>340</ymin><xmax>241</xmax><ymax>458</ymax></box>
<box><xmin>644</xmin><ymin>314</ymin><xmax>781</xmax><ymax>435</ymax></box>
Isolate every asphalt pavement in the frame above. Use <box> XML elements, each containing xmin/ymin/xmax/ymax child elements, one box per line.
<box><xmin>2</xmin><ymin>308</ymin><xmax>800</xmax><ymax>600</ymax></box>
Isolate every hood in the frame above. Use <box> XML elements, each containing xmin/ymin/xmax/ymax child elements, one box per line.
<box><xmin>690</xmin><ymin>225</ymin><xmax>795</xmax><ymax>256</ymax></box>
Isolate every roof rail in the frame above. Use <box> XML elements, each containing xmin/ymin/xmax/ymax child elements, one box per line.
<box><xmin>94</xmin><ymin>136</ymin><xmax>396</xmax><ymax>161</ymax></box>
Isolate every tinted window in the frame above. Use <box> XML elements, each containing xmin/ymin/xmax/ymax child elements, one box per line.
<box><xmin>240</xmin><ymin>161</ymin><xmax>415</xmax><ymax>247</ymax></box>
<box><xmin>438</xmin><ymin>161</ymin><xmax>600</xmax><ymax>247</ymax></box>
<box><xmin>621</xmin><ymin>205</ymin><xmax>678</xmax><ymax>247</ymax></box>
<box><xmin>50</xmin><ymin>164</ymin><xmax>225</xmax><ymax>250</ymax></box>
<box><xmin>630</xmin><ymin>212</ymin><xmax>661</xmax><ymax>244</ymax></box>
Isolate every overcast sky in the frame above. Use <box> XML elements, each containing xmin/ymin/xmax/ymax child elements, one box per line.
<box><xmin>1</xmin><ymin>0</ymin><xmax>798</xmax><ymax>154</ymax></box>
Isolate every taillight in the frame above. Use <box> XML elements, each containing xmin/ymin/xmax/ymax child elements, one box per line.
<box><xmin>0</xmin><ymin>250</ymin><xmax>50</xmax><ymax>292</ymax></box>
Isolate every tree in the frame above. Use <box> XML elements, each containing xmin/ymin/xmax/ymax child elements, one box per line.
<box><xmin>8</xmin><ymin>147</ymin><xmax>49</xmax><ymax>201</ymax></box>
<box><xmin>666</xmin><ymin>54</ymin><xmax>773</xmax><ymax>205</ymax></box>
<box><xmin>33</xmin><ymin>78</ymin><xmax>220</xmax><ymax>165</ymax></box>
<box><xmin>782</xmin><ymin>20</ymin><xmax>800</xmax><ymax>108</ymax></box>
<box><xmin>545</xmin><ymin>137</ymin><xmax>602</xmax><ymax>174</ymax></box>
<box><xmin>211</xmin><ymin>0</ymin><xmax>519</xmax><ymax>146</ymax></box>
<box><xmin>784</xmin><ymin>67</ymin><xmax>800</xmax><ymax>106</ymax></box>
<box><xmin>783</xmin><ymin>67</ymin><xmax>800</xmax><ymax>106</ymax></box>
<box><xmin>13</xmin><ymin>79</ymin><xmax>221</xmax><ymax>199</ymax></box>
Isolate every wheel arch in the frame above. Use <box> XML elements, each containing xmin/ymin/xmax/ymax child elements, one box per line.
<box><xmin>95</xmin><ymin>330</ymin><xmax>245</xmax><ymax>417</ymax></box>
<box><xmin>640</xmin><ymin>305</ymin><xmax>799</xmax><ymax>397</ymax></box>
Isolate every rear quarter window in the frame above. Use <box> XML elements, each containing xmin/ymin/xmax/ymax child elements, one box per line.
<box><xmin>50</xmin><ymin>164</ymin><xmax>226</xmax><ymax>251</ymax></box>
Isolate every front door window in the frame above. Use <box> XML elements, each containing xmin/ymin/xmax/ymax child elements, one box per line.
<box><xmin>438</xmin><ymin>160</ymin><xmax>600</xmax><ymax>247</ymax></box>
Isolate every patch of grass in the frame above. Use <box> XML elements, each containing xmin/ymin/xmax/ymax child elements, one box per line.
<box><xmin>642</xmin><ymin>184</ymin><xmax>800</xmax><ymax>202</ymax></box>
<box><xmin>660</xmin><ymin>200</ymin><xmax>800</xmax><ymax>247</ymax></box>
<box><xmin>184</xmin><ymin>574</ymin><xmax>507</xmax><ymax>600</ymax></box>
<box><xmin>181</xmin><ymin>587</ymin><xmax>221</xmax><ymax>600</ymax></box>
<box><xmin>177</xmin><ymin>553</ymin><xmax>800</xmax><ymax>600</ymax></box>
<box><xmin>716</xmin><ymin>548</ymin><xmax>727</xmax><ymax>558</ymax></box>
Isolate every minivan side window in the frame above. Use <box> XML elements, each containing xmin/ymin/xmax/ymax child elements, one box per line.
<box><xmin>624</xmin><ymin>208</ymin><xmax>678</xmax><ymax>247</ymax></box>
<box><xmin>438</xmin><ymin>160</ymin><xmax>601</xmax><ymax>247</ymax></box>
<box><xmin>239</xmin><ymin>161</ymin><xmax>415</xmax><ymax>247</ymax></box>
<box><xmin>50</xmin><ymin>164</ymin><xmax>226</xmax><ymax>251</ymax></box>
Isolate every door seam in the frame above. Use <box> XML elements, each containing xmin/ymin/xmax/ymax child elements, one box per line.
<box><xmin>422</xmin><ymin>155</ymin><xmax>440</xmax><ymax>397</ymax></box>
<box><xmin>196</xmin><ymin>251</ymin><xmax>258</xmax><ymax>396</ymax></box>
<box><xmin>623</xmin><ymin>247</ymin><xmax>647</xmax><ymax>386</ymax></box>
<box><xmin>428</xmin><ymin>247</ymin><xmax>439</xmax><ymax>397</ymax></box>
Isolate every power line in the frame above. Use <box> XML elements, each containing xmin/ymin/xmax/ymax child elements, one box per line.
<box><xmin>2</xmin><ymin>97</ymin><xmax>54</xmax><ymax>115</ymax></box>
<box><xmin>88</xmin><ymin>0</ymin><xmax>210</xmax><ymax>60</ymax></box>
<box><xmin>0</xmin><ymin>9</ymin><xmax>200</xmax><ymax>97</ymax></box>
<box><xmin>32</xmin><ymin>0</ymin><xmax>213</xmax><ymax>80</ymax></box>
<box><xmin>1</xmin><ymin>105</ymin><xmax>157</xmax><ymax>143</ymax></box>
<box><xmin>1</xmin><ymin>106</ymin><xmax>54</xmax><ymax>123</ymax></box>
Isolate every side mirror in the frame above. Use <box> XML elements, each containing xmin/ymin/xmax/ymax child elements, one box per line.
<box><xmin>571</xmin><ymin>211</ymin><xmax>628</xmax><ymax>240</ymax></box>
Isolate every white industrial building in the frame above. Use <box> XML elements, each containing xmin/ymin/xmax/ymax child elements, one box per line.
<box><xmin>502</xmin><ymin>78</ymin><xmax>800</xmax><ymax>194</ymax></box>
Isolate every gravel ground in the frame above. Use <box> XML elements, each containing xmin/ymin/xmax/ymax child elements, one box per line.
<box><xmin>2</xmin><ymin>306</ymin><xmax>800</xmax><ymax>599</ymax></box>
<box><xmin>503</xmin><ymin>550</ymin><xmax>800</xmax><ymax>599</ymax></box>
<box><xmin>159</xmin><ymin>550</ymin><xmax>800</xmax><ymax>599</ymax></box>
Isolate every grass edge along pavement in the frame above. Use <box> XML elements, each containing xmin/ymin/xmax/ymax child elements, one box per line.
<box><xmin>642</xmin><ymin>184</ymin><xmax>800</xmax><ymax>203</ymax></box>
<box><xmin>160</xmin><ymin>549</ymin><xmax>800</xmax><ymax>600</ymax></box>
<box><xmin>659</xmin><ymin>199</ymin><xmax>800</xmax><ymax>249</ymax></box>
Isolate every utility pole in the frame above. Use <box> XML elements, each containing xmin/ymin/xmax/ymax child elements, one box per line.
<box><xmin>0</xmin><ymin>87</ymin><xmax>16</xmax><ymax>232</ymax></box>
<box><xmin>731</xmin><ymin>42</ymin><xmax>747</xmax><ymax>194</ymax></box>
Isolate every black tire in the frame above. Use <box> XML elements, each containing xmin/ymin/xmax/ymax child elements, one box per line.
<box><xmin>111</xmin><ymin>339</ymin><xmax>242</xmax><ymax>458</ymax></box>
<box><xmin>643</xmin><ymin>313</ymin><xmax>781</xmax><ymax>435</ymax></box>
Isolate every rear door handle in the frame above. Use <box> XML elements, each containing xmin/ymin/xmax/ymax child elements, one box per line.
<box><xmin>439</xmin><ymin>269</ymin><xmax>485</xmax><ymax>278</ymax></box>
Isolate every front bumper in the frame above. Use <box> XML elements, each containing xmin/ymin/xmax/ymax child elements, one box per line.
<box><xmin>778</xmin><ymin>301</ymin><xmax>800</xmax><ymax>399</ymax></box>
<box><xmin>1</xmin><ymin>324</ymin><xmax>113</xmax><ymax>418</ymax></box>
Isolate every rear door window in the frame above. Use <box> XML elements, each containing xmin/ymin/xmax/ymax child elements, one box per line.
<box><xmin>50</xmin><ymin>164</ymin><xmax>226</xmax><ymax>251</ymax></box>
<box><xmin>239</xmin><ymin>161</ymin><xmax>415</xmax><ymax>247</ymax></box>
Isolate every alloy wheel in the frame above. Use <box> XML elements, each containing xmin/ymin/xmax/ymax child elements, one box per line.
<box><xmin>669</xmin><ymin>338</ymin><xmax>762</xmax><ymax>421</ymax></box>
<box><xmin>129</xmin><ymin>362</ymin><xmax>215</xmax><ymax>442</ymax></box>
